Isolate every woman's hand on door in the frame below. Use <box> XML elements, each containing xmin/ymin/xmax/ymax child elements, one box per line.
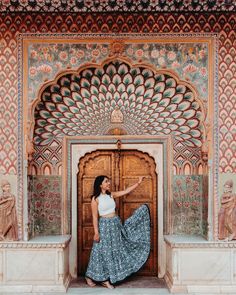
<box><xmin>93</xmin><ymin>232</ymin><xmax>100</xmax><ymax>242</ymax></box>
<box><xmin>138</xmin><ymin>176</ymin><xmax>145</xmax><ymax>184</ymax></box>
<box><xmin>112</xmin><ymin>176</ymin><xmax>145</xmax><ymax>198</ymax></box>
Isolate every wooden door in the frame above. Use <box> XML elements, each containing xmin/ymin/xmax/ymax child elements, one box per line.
<box><xmin>78</xmin><ymin>150</ymin><xmax>157</xmax><ymax>276</ymax></box>
<box><xmin>77</xmin><ymin>151</ymin><xmax>116</xmax><ymax>275</ymax></box>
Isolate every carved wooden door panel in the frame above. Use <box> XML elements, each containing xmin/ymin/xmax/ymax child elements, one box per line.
<box><xmin>78</xmin><ymin>150</ymin><xmax>157</xmax><ymax>276</ymax></box>
<box><xmin>119</xmin><ymin>151</ymin><xmax>157</xmax><ymax>276</ymax></box>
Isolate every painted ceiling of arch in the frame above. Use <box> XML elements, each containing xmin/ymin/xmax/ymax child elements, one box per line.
<box><xmin>34</xmin><ymin>60</ymin><xmax>203</xmax><ymax>148</ymax></box>
<box><xmin>29</xmin><ymin>41</ymin><xmax>208</xmax><ymax>104</ymax></box>
<box><xmin>0</xmin><ymin>0</ymin><xmax>234</xmax><ymax>12</ymax></box>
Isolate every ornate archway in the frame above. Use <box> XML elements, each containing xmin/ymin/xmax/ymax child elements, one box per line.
<box><xmin>30</xmin><ymin>58</ymin><xmax>206</xmax><ymax>169</ymax></box>
<box><xmin>27</xmin><ymin>57</ymin><xmax>208</xmax><ymax>238</ymax></box>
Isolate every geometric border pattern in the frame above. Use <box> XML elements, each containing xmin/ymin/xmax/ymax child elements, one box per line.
<box><xmin>0</xmin><ymin>0</ymin><xmax>235</xmax><ymax>12</ymax></box>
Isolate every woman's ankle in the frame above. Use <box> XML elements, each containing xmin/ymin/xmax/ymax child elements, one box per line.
<box><xmin>102</xmin><ymin>281</ymin><xmax>114</xmax><ymax>289</ymax></box>
<box><xmin>85</xmin><ymin>277</ymin><xmax>96</xmax><ymax>287</ymax></box>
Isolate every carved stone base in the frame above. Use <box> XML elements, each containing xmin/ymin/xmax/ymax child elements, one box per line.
<box><xmin>0</xmin><ymin>235</ymin><xmax>71</xmax><ymax>293</ymax></box>
<box><xmin>165</xmin><ymin>235</ymin><xmax>236</xmax><ymax>293</ymax></box>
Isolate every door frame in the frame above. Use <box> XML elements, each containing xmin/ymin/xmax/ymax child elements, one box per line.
<box><xmin>62</xmin><ymin>135</ymin><xmax>173</xmax><ymax>279</ymax></box>
<box><xmin>77</xmin><ymin>149</ymin><xmax>158</xmax><ymax>276</ymax></box>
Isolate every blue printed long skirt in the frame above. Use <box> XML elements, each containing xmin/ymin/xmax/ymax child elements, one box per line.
<box><xmin>85</xmin><ymin>204</ymin><xmax>150</xmax><ymax>284</ymax></box>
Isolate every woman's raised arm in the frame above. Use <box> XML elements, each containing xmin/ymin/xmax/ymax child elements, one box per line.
<box><xmin>112</xmin><ymin>176</ymin><xmax>144</xmax><ymax>198</ymax></box>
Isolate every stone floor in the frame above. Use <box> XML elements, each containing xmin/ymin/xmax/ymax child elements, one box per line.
<box><xmin>1</xmin><ymin>277</ymin><xmax>232</xmax><ymax>295</ymax></box>
<box><xmin>73</xmin><ymin>275</ymin><xmax>167</xmax><ymax>288</ymax></box>
<box><xmin>2</xmin><ymin>290</ymin><xmax>169</xmax><ymax>295</ymax></box>
<box><xmin>65</xmin><ymin>276</ymin><xmax>170</xmax><ymax>294</ymax></box>
<box><xmin>1</xmin><ymin>289</ymin><xmax>231</xmax><ymax>295</ymax></box>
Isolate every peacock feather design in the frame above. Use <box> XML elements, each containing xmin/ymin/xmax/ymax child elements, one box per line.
<box><xmin>34</xmin><ymin>61</ymin><xmax>203</xmax><ymax>147</ymax></box>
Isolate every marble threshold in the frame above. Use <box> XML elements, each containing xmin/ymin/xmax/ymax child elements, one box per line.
<box><xmin>0</xmin><ymin>289</ymin><xmax>232</xmax><ymax>295</ymax></box>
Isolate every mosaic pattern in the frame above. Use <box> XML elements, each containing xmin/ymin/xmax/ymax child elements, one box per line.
<box><xmin>173</xmin><ymin>139</ymin><xmax>203</xmax><ymax>174</ymax></box>
<box><xmin>29</xmin><ymin>42</ymin><xmax>208</xmax><ymax>102</ymax></box>
<box><xmin>172</xmin><ymin>175</ymin><xmax>204</xmax><ymax>235</ymax></box>
<box><xmin>30</xmin><ymin>138</ymin><xmax>62</xmax><ymax>175</ymax></box>
<box><xmin>34</xmin><ymin>61</ymin><xmax>203</xmax><ymax>148</ymax></box>
<box><xmin>218</xmin><ymin>28</ymin><xmax>236</xmax><ymax>173</ymax></box>
<box><xmin>0</xmin><ymin>27</ymin><xmax>17</xmax><ymax>175</ymax></box>
<box><xmin>28</xmin><ymin>175</ymin><xmax>61</xmax><ymax>237</ymax></box>
<box><xmin>0</xmin><ymin>0</ymin><xmax>235</xmax><ymax>12</ymax></box>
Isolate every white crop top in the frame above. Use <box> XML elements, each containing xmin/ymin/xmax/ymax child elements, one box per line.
<box><xmin>97</xmin><ymin>193</ymin><xmax>116</xmax><ymax>216</ymax></box>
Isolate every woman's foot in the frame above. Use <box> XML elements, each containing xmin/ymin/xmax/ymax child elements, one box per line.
<box><xmin>101</xmin><ymin>281</ymin><xmax>115</xmax><ymax>289</ymax></box>
<box><xmin>85</xmin><ymin>277</ymin><xmax>96</xmax><ymax>287</ymax></box>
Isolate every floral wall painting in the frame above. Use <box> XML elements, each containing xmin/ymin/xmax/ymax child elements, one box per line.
<box><xmin>172</xmin><ymin>175</ymin><xmax>207</xmax><ymax>235</ymax></box>
<box><xmin>28</xmin><ymin>176</ymin><xmax>61</xmax><ymax>237</ymax></box>
<box><xmin>125</xmin><ymin>43</ymin><xmax>208</xmax><ymax>101</ymax></box>
<box><xmin>28</xmin><ymin>41</ymin><xmax>208</xmax><ymax>104</ymax></box>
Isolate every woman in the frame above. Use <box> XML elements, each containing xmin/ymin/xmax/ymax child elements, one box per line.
<box><xmin>85</xmin><ymin>175</ymin><xmax>150</xmax><ymax>289</ymax></box>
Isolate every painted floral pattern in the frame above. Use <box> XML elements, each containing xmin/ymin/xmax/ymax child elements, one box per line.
<box><xmin>28</xmin><ymin>43</ymin><xmax>110</xmax><ymax>100</ymax></box>
<box><xmin>125</xmin><ymin>43</ymin><xmax>208</xmax><ymax>101</ymax></box>
<box><xmin>28</xmin><ymin>175</ymin><xmax>61</xmax><ymax>237</ymax></box>
<box><xmin>28</xmin><ymin>42</ymin><xmax>208</xmax><ymax>102</ymax></box>
<box><xmin>172</xmin><ymin>175</ymin><xmax>206</xmax><ymax>235</ymax></box>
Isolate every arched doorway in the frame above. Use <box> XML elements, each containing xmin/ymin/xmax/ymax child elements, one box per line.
<box><xmin>77</xmin><ymin>149</ymin><xmax>157</xmax><ymax>276</ymax></box>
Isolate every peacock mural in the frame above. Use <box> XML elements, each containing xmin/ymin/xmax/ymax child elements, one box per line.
<box><xmin>34</xmin><ymin>61</ymin><xmax>203</xmax><ymax>148</ymax></box>
<box><xmin>29</xmin><ymin>59</ymin><xmax>207</xmax><ymax>236</ymax></box>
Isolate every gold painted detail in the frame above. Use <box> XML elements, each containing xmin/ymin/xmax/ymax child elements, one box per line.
<box><xmin>109</xmin><ymin>41</ymin><xmax>125</xmax><ymax>57</ymax></box>
<box><xmin>111</xmin><ymin>106</ymin><xmax>124</xmax><ymax>123</ymax></box>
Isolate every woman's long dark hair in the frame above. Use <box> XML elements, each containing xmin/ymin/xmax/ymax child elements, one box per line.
<box><xmin>92</xmin><ymin>175</ymin><xmax>111</xmax><ymax>199</ymax></box>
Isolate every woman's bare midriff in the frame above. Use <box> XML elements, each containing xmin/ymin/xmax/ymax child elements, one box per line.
<box><xmin>100</xmin><ymin>212</ymin><xmax>116</xmax><ymax>218</ymax></box>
